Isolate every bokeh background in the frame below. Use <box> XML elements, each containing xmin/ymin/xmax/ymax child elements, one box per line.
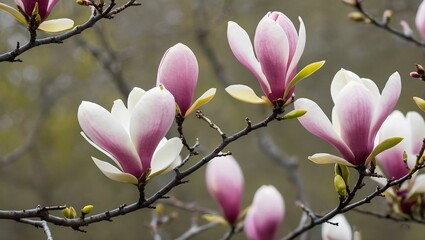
<box><xmin>0</xmin><ymin>0</ymin><xmax>424</xmax><ymax>239</ymax></box>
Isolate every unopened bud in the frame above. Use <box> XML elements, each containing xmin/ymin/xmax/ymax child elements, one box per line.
<box><xmin>413</xmin><ymin>97</ymin><xmax>425</xmax><ymax>112</ymax></box>
<box><xmin>416</xmin><ymin>64</ymin><xmax>425</xmax><ymax>75</ymax></box>
<box><xmin>283</xmin><ymin>109</ymin><xmax>307</xmax><ymax>119</ymax></box>
<box><xmin>62</xmin><ymin>206</ymin><xmax>77</xmax><ymax>219</ymax></box>
<box><xmin>334</xmin><ymin>175</ymin><xmax>348</xmax><ymax>198</ymax></box>
<box><xmin>348</xmin><ymin>12</ymin><xmax>365</xmax><ymax>22</ymax></box>
<box><xmin>81</xmin><ymin>205</ymin><xmax>94</xmax><ymax>215</ymax></box>
<box><xmin>382</xmin><ymin>10</ymin><xmax>393</xmax><ymax>25</ymax></box>
<box><xmin>410</xmin><ymin>72</ymin><xmax>421</xmax><ymax>79</ymax></box>
<box><xmin>334</xmin><ymin>163</ymin><xmax>350</xmax><ymax>185</ymax></box>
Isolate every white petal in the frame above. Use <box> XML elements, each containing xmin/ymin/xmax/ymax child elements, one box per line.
<box><xmin>330</xmin><ymin>68</ymin><xmax>361</xmax><ymax>103</ymax></box>
<box><xmin>225</xmin><ymin>84</ymin><xmax>269</xmax><ymax>105</ymax></box>
<box><xmin>127</xmin><ymin>87</ymin><xmax>146</xmax><ymax>112</ymax></box>
<box><xmin>308</xmin><ymin>153</ymin><xmax>355</xmax><ymax>167</ymax></box>
<box><xmin>92</xmin><ymin>157</ymin><xmax>138</xmax><ymax>184</ymax></box>
<box><xmin>150</xmin><ymin>137</ymin><xmax>183</xmax><ymax>177</ymax></box>
<box><xmin>111</xmin><ymin>99</ymin><xmax>130</xmax><ymax>134</ymax></box>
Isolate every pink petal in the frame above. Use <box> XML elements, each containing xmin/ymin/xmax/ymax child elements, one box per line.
<box><xmin>227</xmin><ymin>21</ymin><xmax>271</xmax><ymax>95</ymax></box>
<box><xmin>130</xmin><ymin>86</ymin><xmax>175</xmax><ymax>172</ymax></box>
<box><xmin>286</xmin><ymin>17</ymin><xmax>306</xmax><ymax>86</ymax></box>
<box><xmin>206</xmin><ymin>155</ymin><xmax>244</xmax><ymax>225</ymax></box>
<box><xmin>295</xmin><ymin>98</ymin><xmax>354</xmax><ymax>161</ymax></box>
<box><xmin>157</xmin><ymin>43</ymin><xmax>198</xmax><ymax>116</ymax></box>
<box><xmin>254</xmin><ymin>16</ymin><xmax>289</xmax><ymax>101</ymax></box>
<box><xmin>244</xmin><ymin>185</ymin><xmax>284</xmax><ymax>240</ymax></box>
<box><xmin>369</xmin><ymin>72</ymin><xmax>401</xmax><ymax>144</ymax></box>
<box><xmin>78</xmin><ymin>101</ymin><xmax>142</xmax><ymax>178</ymax></box>
<box><xmin>375</xmin><ymin>111</ymin><xmax>410</xmax><ymax>179</ymax></box>
<box><xmin>416</xmin><ymin>0</ymin><xmax>425</xmax><ymax>41</ymax></box>
<box><xmin>335</xmin><ymin>82</ymin><xmax>374</xmax><ymax>165</ymax></box>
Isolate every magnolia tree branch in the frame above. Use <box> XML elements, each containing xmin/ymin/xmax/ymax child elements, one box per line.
<box><xmin>0</xmin><ymin>0</ymin><xmax>141</xmax><ymax>62</ymax></box>
<box><xmin>0</xmin><ymin>109</ymin><xmax>280</xmax><ymax>232</ymax></box>
<box><xmin>17</xmin><ymin>219</ymin><xmax>53</xmax><ymax>240</ymax></box>
<box><xmin>352</xmin><ymin>208</ymin><xmax>425</xmax><ymax>225</ymax></box>
<box><xmin>344</xmin><ymin>0</ymin><xmax>425</xmax><ymax>48</ymax></box>
<box><xmin>282</xmin><ymin>140</ymin><xmax>425</xmax><ymax>240</ymax></box>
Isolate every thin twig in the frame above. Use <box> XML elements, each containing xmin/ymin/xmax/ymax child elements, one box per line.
<box><xmin>17</xmin><ymin>219</ymin><xmax>53</xmax><ymax>240</ymax></box>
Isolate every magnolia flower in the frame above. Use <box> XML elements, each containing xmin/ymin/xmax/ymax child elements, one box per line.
<box><xmin>226</xmin><ymin>11</ymin><xmax>324</xmax><ymax>106</ymax></box>
<box><xmin>373</xmin><ymin>110</ymin><xmax>425</xmax><ymax>214</ymax></box>
<box><xmin>205</xmin><ymin>155</ymin><xmax>244</xmax><ymax>225</ymax></box>
<box><xmin>0</xmin><ymin>0</ymin><xmax>74</xmax><ymax>32</ymax></box>
<box><xmin>157</xmin><ymin>43</ymin><xmax>216</xmax><ymax>118</ymax></box>
<box><xmin>78</xmin><ymin>86</ymin><xmax>183</xmax><ymax>185</ymax></box>
<box><xmin>321</xmin><ymin>214</ymin><xmax>352</xmax><ymax>240</ymax></box>
<box><xmin>244</xmin><ymin>185</ymin><xmax>284</xmax><ymax>240</ymax></box>
<box><xmin>295</xmin><ymin>69</ymin><xmax>402</xmax><ymax>167</ymax></box>
<box><xmin>416</xmin><ymin>0</ymin><xmax>425</xmax><ymax>41</ymax></box>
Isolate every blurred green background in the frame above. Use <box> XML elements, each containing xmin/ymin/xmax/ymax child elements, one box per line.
<box><xmin>0</xmin><ymin>0</ymin><xmax>424</xmax><ymax>239</ymax></box>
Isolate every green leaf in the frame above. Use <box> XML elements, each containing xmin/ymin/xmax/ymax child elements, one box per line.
<box><xmin>365</xmin><ymin>137</ymin><xmax>403</xmax><ymax>166</ymax></box>
<box><xmin>283</xmin><ymin>60</ymin><xmax>325</xmax><ymax>99</ymax></box>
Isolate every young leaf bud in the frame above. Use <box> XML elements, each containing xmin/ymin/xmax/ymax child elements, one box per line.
<box><xmin>81</xmin><ymin>205</ymin><xmax>94</xmax><ymax>215</ymax></box>
<box><xmin>382</xmin><ymin>10</ymin><xmax>393</xmax><ymax>25</ymax></box>
<box><xmin>348</xmin><ymin>12</ymin><xmax>365</xmax><ymax>22</ymax></box>
<box><xmin>62</xmin><ymin>207</ymin><xmax>77</xmax><ymax>219</ymax></box>
<box><xmin>413</xmin><ymin>97</ymin><xmax>425</xmax><ymax>112</ymax></box>
<box><xmin>282</xmin><ymin>109</ymin><xmax>307</xmax><ymax>119</ymax></box>
<box><xmin>155</xmin><ymin>203</ymin><xmax>165</xmax><ymax>215</ymax></box>
<box><xmin>334</xmin><ymin>163</ymin><xmax>350</xmax><ymax>184</ymax></box>
<box><xmin>334</xmin><ymin>175</ymin><xmax>348</xmax><ymax>198</ymax></box>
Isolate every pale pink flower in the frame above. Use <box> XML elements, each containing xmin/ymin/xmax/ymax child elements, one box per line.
<box><xmin>226</xmin><ymin>11</ymin><xmax>323</xmax><ymax>106</ymax></box>
<box><xmin>295</xmin><ymin>69</ymin><xmax>402</xmax><ymax>167</ymax></box>
<box><xmin>206</xmin><ymin>155</ymin><xmax>244</xmax><ymax>225</ymax></box>
<box><xmin>78</xmin><ymin>86</ymin><xmax>183</xmax><ymax>184</ymax></box>
<box><xmin>244</xmin><ymin>185</ymin><xmax>284</xmax><ymax>240</ymax></box>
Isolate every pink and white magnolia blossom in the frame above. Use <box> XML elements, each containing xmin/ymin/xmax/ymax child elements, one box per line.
<box><xmin>0</xmin><ymin>0</ymin><xmax>74</xmax><ymax>32</ymax></box>
<box><xmin>157</xmin><ymin>43</ymin><xmax>216</xmax><ymax>118</ymax></box>
<box><xmin>373</xmin><ymin>110</ymin><xmax>425</xmax><ymax>214</ymax></box>
<box><xmin>226</xmin><ymin>11</ymin><xmax>324</xmax><ymax>106</ymax></box>
<box><xmin>205</xmin><ymin>155</ymin><xmax>244</xmax><ymax>225</ymax></box>
<box><xmin>295</xmin><ymin>69</ymin><xmax>402</xmax><ymax>167</ymax></box>
<box><xmin>78</xmin><ymin>86</ymin><xmax>183</xmax><ymax>185</ymax></box>
<box><xmin>244</xmin><ymin>185</ymin><xmax>284</xmax><ymax>240</ymax></box>
<box><xmin>416</xmin><ymin>0</ymin><xmax>425</xmax><ymax>41</ymax></box>
<box><xmin>321</xmin><ymin>214</ymin><xmax>352</xmax><ymax>240</ymax></box>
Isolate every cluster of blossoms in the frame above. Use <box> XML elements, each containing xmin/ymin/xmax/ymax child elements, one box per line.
<box><xmin>9</xmin><ymin>0</ymin><xmax>423</xmax><ymax>238</ymax></box>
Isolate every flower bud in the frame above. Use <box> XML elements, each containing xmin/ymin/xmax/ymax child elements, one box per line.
<box><xmin>400</xmin><ymin>20</ymin><xmax>413</xmax><ymax>37</ymax></box>
<box><xmin>62</xmin><ymin>206</ymin><xmax>77</xmax><ymax>219</ymax></box>
<box><xmin>334</xmin><ymin>163</ymin><xmax>350</xmax><ymax>185</ymax></box>
<box><xmin>81</xmin><ymin>205</ymin><xmax>94</xmax><ymax>215</ymax></box>
<box><xmin>416</xmin><ymin>64</ymin><xmax>425</xmax><ymax>75</ymax></box>
<box><xmin>410</xmin><ymin>72</ymin><xmax>422</xmax><ymax>79</ymax></box>
<box><xmin>334</xmin><ymin>175</ymin><xmax>348</xmax><ymax>198</ymax></box>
